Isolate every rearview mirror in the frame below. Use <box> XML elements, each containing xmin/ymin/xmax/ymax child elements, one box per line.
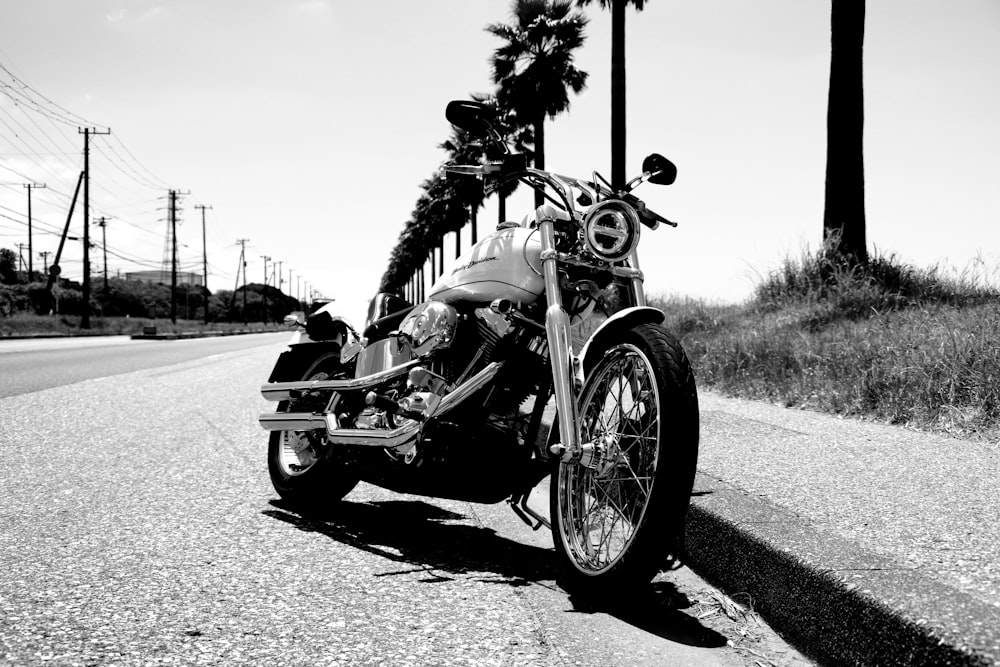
<box><xmin>446</xmin><ymin>100</ymin><xmax>497</xmax><ymax>136</ymax></box>
<box><xmin>642</xmin><ymin>153</ymin><xmax>677</xmax><ymax>186</ymax></box>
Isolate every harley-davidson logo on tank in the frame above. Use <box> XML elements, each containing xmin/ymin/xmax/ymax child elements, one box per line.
<box><xmin>429</xmin><ymin>227</ymin><xmax>544</xmax><ymax>305</ymax></box>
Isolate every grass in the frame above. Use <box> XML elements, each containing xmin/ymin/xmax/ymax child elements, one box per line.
<box><xmin>0</xmin><ymin>313</ymin><xmax>285</xmax><ymax>337</ymax></box>
<box><xmin>655</xmin><ymin>249</ymin><xmax>1000</xmax><ymax>442</ymax></box>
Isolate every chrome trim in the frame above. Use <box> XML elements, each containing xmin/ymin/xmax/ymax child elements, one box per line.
<box><xmin>260</xmin><ymin>360</ymin><xmax>421</xmax><ymax>402</ymax></box>
<box><xmin>257</xmin><ymin>362</ymin><xmax>503</xmax><ymax>446</ymax></box>
<box><xmin>538</xmin><ymin>217</ymin><xmax>582</xmax><ymax>460</ymax></box>
<box><xmin>582</xmin><ymin>200</ymin><xmax>640</xmax><ymax>262</ymax></box>
<box><xmin>628</xmin><ymin>249</ymin><xmax>646</xmax><ymax>307</ymax></box>
<box><xmin>259</xmin><ymin>412</ymin><xmax>328</xmax><ymax>432</ymax></box>
<box><xmin>433</xmin><ymin>361</ymin><xmax>501</xmax><ymax>418</ymax></box>
<box><xmin>551</xmin><ymin>252</ymin><xmax>643</xmax><ymax>279</ymax></box>
<box><xmin>395</xmin><ymin>301</ymin><xmax>459</xmax><ymax>358</ymax></box>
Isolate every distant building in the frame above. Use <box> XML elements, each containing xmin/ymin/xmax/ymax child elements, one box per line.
<box><xmin>124</xmin><ymin>270</ymin><xmax>204</xmax><ymax>286</ymax></box>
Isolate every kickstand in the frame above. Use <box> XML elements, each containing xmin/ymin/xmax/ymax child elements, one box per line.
<box><xmin>509</xmin><ymin>493</ymin><xmax>550</xmax><ymax>531</ymax></box>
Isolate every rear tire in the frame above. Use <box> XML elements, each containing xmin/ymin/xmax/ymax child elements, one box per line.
<box><xmin>550</xmin><ymin>323</ymin><xmax>698</xmax><ymax>594</ymax></box>
<box><xmin>267</xmin><ymin>352</ymin><xmax>359</xmax><ymax>507</ymax></box>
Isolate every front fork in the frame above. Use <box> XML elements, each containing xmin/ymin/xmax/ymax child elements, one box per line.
<box><xmin>538</xmin><ymin>216</ymin><xmax>646</xmax><ymax>464</ymax></box>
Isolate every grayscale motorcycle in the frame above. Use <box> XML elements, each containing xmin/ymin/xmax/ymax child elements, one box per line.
<box><xmin>257</xmin><ymin>100</ymin><xmax>699</xmax><ymax>593</ymax></box>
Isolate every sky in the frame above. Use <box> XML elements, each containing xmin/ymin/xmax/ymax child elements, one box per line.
<box><xmin>1</xmin><ymin>0</ymin><xmax>998</xmax><ymax>325</ymax></box>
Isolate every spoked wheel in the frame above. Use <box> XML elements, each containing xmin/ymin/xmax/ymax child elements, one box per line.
<box><xmin>267</xmin><ymin>353</ymin><xmax>359</xmax><ymax>508</ymax></box>
<box><xmin>551</xmin><ymin>323</ymin><xmax>698</xmax><ymax>593</ymax></box>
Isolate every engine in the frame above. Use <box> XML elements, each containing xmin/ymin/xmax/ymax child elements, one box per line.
<box><xmin>345</xmin><ymin>300</ymin><xmax>545</xmax><ymax>441</ymax></box>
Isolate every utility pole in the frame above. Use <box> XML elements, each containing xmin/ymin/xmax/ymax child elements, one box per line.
<box><xmin>235</xmin><ymin>239</ymin><xmax>249</xmax><ymax>325</ymax></box>
<box><xmin>288</xmin><ymin>268</ymin><xmax>294</xmax><ymax>304</ymax></box>
<box><xmin>166</xmin><ymin>190</ymin><xmax>190</xmax><ymax>324</ymax></box>
<box><xmin>260</xmin><ymin>255</ymin><xmax>270</xmax><ymax>324</ymax></box>
<box><xmin>169</xmin><ymin>191</ymin><xmax>178</xmax><ymax>323</ymax></box>
<box><xmin>45</xmin><ymin>171</ymin><xmax>84</xmax><ymax>311</ymax></box>
<box><xmin>79</xmin><ymin>127</ymin><xmax>110</xmax><ymax>329</ymax></box>
<box><xmin>38</xmin><ymin>251</ymin><xmax>51</xmax><ymax>275</ymax></box>
<box><xmin>15</xmin><ymin>243</ymin><xmax>28</xmax><ymax>273</ymax></box>
<box><xmin>195</xmin><ymin>204</ymin><xmax>212</xmax><ymax>324</ymax></box>
<box><xmin>96</xmin><ymin>217</ymin><xmax>110</xmax><ymax>292</ymax></box>
<box><xmin>275</xmin><ymin>261</ymin><xmax>283</xmax><ymax>294</ymax></box>
<box><xmin>23</xmin><ymin>183</ymin><xmax>46</xmax><ymax>280</ymax></box>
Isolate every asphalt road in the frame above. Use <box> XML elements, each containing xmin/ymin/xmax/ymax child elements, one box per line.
<box><xmin>0</xmin><ymin>333</ymin><xmax>291</xmax><ymax>398</ymax></box>
<box><xmin>0</xmin><ymin>334</ymin><xmax>812</xmax><ymax>666</ymax></box>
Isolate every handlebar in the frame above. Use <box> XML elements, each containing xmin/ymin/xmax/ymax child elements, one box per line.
<box><xmin>445</xmin><ymin>162</ymin><xmax>677</xmax><ymax>229</ymax></box>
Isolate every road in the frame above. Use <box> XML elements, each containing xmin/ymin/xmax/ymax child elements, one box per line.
<box><xmin>0</xmin><ymin>334</ymin><xmax>291</xmax><ymax>398</ymax></box>
<box><xmin>0</xmin><ymin>334</ymin><xmax>811</xmax><ymax>666</ymax></box>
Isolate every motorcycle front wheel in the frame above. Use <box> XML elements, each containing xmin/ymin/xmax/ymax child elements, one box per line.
<box><xmin>550</xmin><ymin>323</ymin><xmax>699</xmax><ymax>593</ymax></box>
<box><xmin>267</xmin><ymin>352</ymin><xmax>360</xmax><ymax>508</ymax></box>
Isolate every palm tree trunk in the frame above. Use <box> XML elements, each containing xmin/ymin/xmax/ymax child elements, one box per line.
<box><xmin>823</xmin><ymin>0</ymin><xmax>866</xmax><ymax>264</ymax></box>
<box><xmin>533</xmin><ymin>114</ymin><xmax>545</xmax><ymax>208</ymax></box>
<box><xmin>470</xmin><ymin>204</ymin><xmax>477</xmax><ymax>245</ymax></box>
<box><xmin>611</xmin><ymin>0</ymin><xmax>626</xmax><ymax>190</ymax></box>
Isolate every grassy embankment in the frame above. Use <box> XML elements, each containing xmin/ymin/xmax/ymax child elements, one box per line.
<box><xmin>0</xmin><ymin>314</ymin><xmax>285</xmax><ymax>338</ymax></box>
<box><xmin>652</xmin><ymin>250</ymin><xmax>1000</xmax><ymax>442</ymax></box>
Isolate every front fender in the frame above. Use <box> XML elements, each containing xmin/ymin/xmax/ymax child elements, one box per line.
<box><xmin>577</xmin><ymin>306</ymin><xmax>666</xmax><ymax>379</ymax></box>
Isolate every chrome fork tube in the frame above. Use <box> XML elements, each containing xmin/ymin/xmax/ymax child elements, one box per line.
<box><xmin>628</xmin><ymin>249</ymin><xmax>647</xmax><ymax>307</ymax></box>
<box><xmin>539</xmin><ymin>218</ymin><xmax>582</xmax><ymax>460</ymax></box>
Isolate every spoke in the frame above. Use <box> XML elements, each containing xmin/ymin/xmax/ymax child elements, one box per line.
<box><xmin>591</xmin><ymin>487</ymin><xmax>635</xmax><ymax>559</ymax></box>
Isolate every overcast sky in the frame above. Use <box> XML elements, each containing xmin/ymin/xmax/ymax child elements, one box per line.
<box><xmin>1</xmin><ymin>0</ymin><xmax>998</xmax><ymax>323</ymax></box>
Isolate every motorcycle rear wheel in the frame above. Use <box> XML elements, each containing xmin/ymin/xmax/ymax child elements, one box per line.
<box><xmin>550</xmin><ymin>323</ymin><xmax>698</xmax><ymax>593</ymax></box>
<box><xmin>267</xmin><ymin>352</ymin><xmax>360</xmax><ymax>507</ymax></box>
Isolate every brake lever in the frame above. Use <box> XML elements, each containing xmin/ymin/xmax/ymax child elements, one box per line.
<box><xmin>629</xmin><ymin>197</ymin><xmax>678</xmax><ymax>229</ymax></box>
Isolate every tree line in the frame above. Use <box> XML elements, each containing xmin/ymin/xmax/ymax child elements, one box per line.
<box><xmin>0</xmin><ymin>247</ymin><xmax>300</xmax><ymax>322</ymax></box>
<box><xmin>379</xmin><ymin>0</ymin><xmax>867</xmax><ymax>300</ymax></box>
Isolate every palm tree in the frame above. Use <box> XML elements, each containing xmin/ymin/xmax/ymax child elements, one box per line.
<box><xmin>575</xmin><ymin>0</ymin><xmax>646</xmax><ymax>190</ymax></box>
<box><xmin>488</xmin><ymin>0</ymin><xmax>588</xmax><ymax>208</ymax></box>
<box><xmin>440</xmin><ymin>125</ymin><xmax>487</xmax><ymax>249</ymax></box>
<box><xmin>823</xmin><ymin>0</ymin><xmax>867</xmax><ymax>264</ymax></box>
<box><xmin>379</xmin><ymin>171</ymin><xmax>468</xmax><ymax>295</ymax></box>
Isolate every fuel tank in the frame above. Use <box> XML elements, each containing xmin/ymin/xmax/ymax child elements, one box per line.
<box><xmin>429</xmin><ymin>226</ymin><xmax>544</xmax><ymax>305</ymax></box>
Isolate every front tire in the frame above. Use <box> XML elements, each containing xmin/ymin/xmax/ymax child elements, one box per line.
<box><xmin>550</xmin><ymin>323</ymin><xmax>698</xmax><ymax>593</ymax></box>
<box><xmin>267</xmin><ymin>352</ymin><xmax>359</xmax><ymax>508</ymax></box>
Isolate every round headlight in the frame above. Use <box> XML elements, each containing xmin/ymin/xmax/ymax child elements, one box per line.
<box><xmin>582</xmin><ymin>200</ymin><xmax>640</xmax><ymax>262</ymax></box>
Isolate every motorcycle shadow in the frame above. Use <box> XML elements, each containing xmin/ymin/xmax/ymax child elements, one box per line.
<box><xmin>264</xmin><ymin>498</ymin><xmax>552</xmax><ymax>585</ymax></box>
<box><xmin>566</xmin><ymin>584</ymin><xmax>728</xmax><ymax>649</ymax></box>
<box><xmin>264</xmin><ymin>498</ymin><xmax>727</xmax><ymax>649</ymax></box>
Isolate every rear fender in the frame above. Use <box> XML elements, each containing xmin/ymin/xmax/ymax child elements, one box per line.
<box><xmin>577</xmin><ymin>306</ymin><xmax>666</xmax><ymax>381</ymax></box>
<box><xmin>267</xmin><ymin>342</ymin><xmax>343</xmax><ymax>383</ymax></box>
<box><xmin>269</xmin><ymin>302</ymin><xmax>357</xmax><ymax>382</ymax></box>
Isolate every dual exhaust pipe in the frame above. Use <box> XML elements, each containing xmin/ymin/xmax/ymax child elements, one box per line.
<box><xmin>258</xmin><ymin>361</ymin><xmax>502</xmax><ymax>448</ymax></box>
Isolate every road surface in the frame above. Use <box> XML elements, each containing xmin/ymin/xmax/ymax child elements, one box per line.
<box><xmin>0</xmin><ymin>333</ymin><xmax>811</xmax><ymax>665</ymax></box>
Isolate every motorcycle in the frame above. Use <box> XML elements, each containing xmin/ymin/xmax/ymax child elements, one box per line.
<box><xmin>257</xmin><ymin>100</ymin><xmax>699</xmax><ymax>592</ymax></box>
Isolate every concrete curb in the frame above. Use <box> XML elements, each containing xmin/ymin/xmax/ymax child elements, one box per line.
<box><xmin>683</xmin><ymin>472</ymin><xmax>999</xmax><ymax>666</ymax></box>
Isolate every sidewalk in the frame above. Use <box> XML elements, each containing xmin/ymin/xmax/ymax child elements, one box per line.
<box><xmin>684</xmin><ymin>391</ymin><xmax>1000</xmax><ymax>666</ymax></box>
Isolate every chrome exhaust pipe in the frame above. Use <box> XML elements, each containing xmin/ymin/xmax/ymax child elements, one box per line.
<box><xmin>258</xmin><ymin>362</ymin><xmax>503</xmax><ymax>446</ymax></box>
<box><xmin>259</xmin><ymin>410</ymin><xmax>421</xmax><ymax>448</ymax></box>
<box><xmin>260</xmin><ymin>360</ymin><xmax>421</xmax><ymax>402</ymax></box>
